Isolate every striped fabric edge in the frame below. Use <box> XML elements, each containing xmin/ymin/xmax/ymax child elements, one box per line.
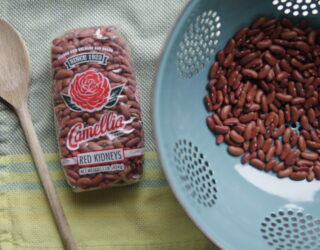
<box><xmin>0</xmin><ymin>178</ymin><xmax>167</xmax><ymax>191</ymax></box>
<box><xmin>0</xmin><ymin>240</ymin><xmax>218</xmax><ymax>250</ymax></box>
<box><xmin>0</xmin><ymin>151</ymin><xmax>158</xmax><ymax>163</ymax></box>
<box><xmin>0</xmin><ymin>151</ymin><xmax>167</xmax><ymax>191</ymax></box>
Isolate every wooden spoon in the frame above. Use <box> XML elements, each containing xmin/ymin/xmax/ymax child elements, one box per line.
<box><xmin>0</xmin><ymin>19</ymin><xmax>77</xmax><ymax>250</ymax></box>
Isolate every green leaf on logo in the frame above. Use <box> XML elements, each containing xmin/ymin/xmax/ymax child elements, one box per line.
<box><xmin>61</xmin><ymin>94</ymin><xmax>82</xmax><ymax>112</ymax></box>
<box><xmin>105</xmin><ymin>84</ymin><xmax>125</xmax><ymax>108</ymax></box>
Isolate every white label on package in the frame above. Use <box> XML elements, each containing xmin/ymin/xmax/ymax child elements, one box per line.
<box><xmin>79</xmin><ymin>164</ymin><xmax>125</xmax><ymax>175</ymax></box>
<box><xmin>77</xmin><ymin>148</ymin><xmax>124</xmax><ymax>166</ymax></box>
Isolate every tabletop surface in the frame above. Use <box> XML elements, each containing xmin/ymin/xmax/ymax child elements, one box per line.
<box><xmin>0</xmin><ymin>0</ymin><xmax>218</xmax><ymax>249</ymax></box>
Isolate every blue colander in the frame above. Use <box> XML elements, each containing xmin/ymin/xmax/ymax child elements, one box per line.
<box><xmin>153</xmin><ymin>0</ymin><xmax>320</xmax><ymax>249</ymax></box>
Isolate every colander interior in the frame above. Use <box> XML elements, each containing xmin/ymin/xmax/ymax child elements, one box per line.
<box><xmin>153</xmin><ymin>0</ymin><xmax>320</xmax><ymax>249</ymax></box>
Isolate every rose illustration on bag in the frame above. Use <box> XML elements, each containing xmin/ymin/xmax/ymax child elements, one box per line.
<box><xmin>62</xmin><ymin>70</ymin><xmax>124</xmax><ymax>112</ymax></box>
<box><xmin>70</xmin><ymin>70</ymin><xmax>110</xmax><ymax>111</ymax></box>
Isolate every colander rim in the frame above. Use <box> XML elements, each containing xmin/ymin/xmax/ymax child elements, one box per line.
<box><xmin>152</xmin><ymin>0</ymin><xmax>227</xmax><ymax>249</ymax></box>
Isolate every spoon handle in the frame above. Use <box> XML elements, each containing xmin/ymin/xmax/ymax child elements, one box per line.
<box><xmin>16</xmin><ymin>102</ymin><xmax>77</xmax><ymax>250</ymax></box>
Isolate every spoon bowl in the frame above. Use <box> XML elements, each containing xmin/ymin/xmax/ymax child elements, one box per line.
<box><xmin>0</xmin><ymin>19</ymin><xmax>77</xmax><ymax>250</ymax></box>
<box><xmin>0</xmin><ymin>19</ymin><xmax>30</xmax><ymax>108</ymax></box>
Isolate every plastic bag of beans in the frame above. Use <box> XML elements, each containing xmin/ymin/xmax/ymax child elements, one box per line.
<box><xmin>51</xmin><ymin>26</ymin><xmax>144</xmax><ymax>192</ymax></box>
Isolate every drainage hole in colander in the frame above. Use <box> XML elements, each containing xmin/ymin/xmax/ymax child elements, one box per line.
<box><xmin>173</xmin><ymin>139</ymin><xmax>217</xmax><ymax>207</ymax></box>
<box><xmin>176</xmin><ymin>10</ymin><xmax>221</xmax><ymax>79</ymax></box>
<box><xmin>272</xmin><ymin>0</ymin><xmax>320</xmax><ymax>16</ymax></box>
<box><xmin>261</xmin><ymin>209</ymin><xmax>320</xmax><ymax>249</ymax></box>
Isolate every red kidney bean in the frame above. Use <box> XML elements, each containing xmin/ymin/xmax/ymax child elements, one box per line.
<box><xmin>243</xmin><ymin>141</ymin><xmax>250</xmax><ymax>151</ymax></box>
<box><xmin>77</xmin><ymin>177</ymin><xmax>92</xmax><ymax>186</ymax></box>
<box><xmin>285</xmin><ymin>150</ymin><xmax>300</xmax><ymax>166</ymax></box>
<box><xmin>290</xmin><ymin>171</ymin><xmax>307</xmax><ymax>181</ymax></box>
<box><xmin>283</xmin><ymin>127</ymin><xmax>292</xmax><ymax>144</ymax></box>
<box><xmin>240</xmin><ymin>52</ymin><xmax>259</xmax><ymax>65</ymax></box>
<box><xmin>212</xmin><ymin>125</ymin><xmax>230</xmax><ymax>134</ymax></box>
<box><xmin>205</xmin><ymin>96</ymin><xmax>214</xmax><ymax>111</ymax></box>
<box><xmin>295</xmin><ymin>41</ymin><xmax>310</xmax><ymax>53</ymax></box>
<box><xmin>292</xmin><ymin>69</ymin><xmax>305</xmax><ymax>83</ymax></box>
<box><xmin>281</xmin><ymin>31</ymin><xmax>297</xmax><ymax>40</ymax></box>
<box><xmin>278</xmin><ymin>167</ymin><xmax>293</xmax><ymax>178</ymax></box>
<box><xmin>266</xmin><ymin>92</ymin><xmax>275</xmax><ymax>105</ymax></box>
<box><xmin>250</xmin><ymin>158</ymin><xmax>265</xmax><ymax>169</ymax></box>
<box><xmin>304</xmin><ymin>97</ymin><xmax>317</xmax><ymax>109</ymax></box>
<box><xmin>258</xmin><ymin>64</ymin><xmax>271</xmax><ymax>79</ymax></box>
<box><xmin>244</xmin><ymin>122</ymin><xmax>255</xmax><ymax>140</ymax></box>
<box><xmin>230</xmin><ymin>130</ymin><xmax>245</xmax><ymax>144</ymax></box>
<box><xmin>265</xmin><ymin>146</ymin><xmax>275</xmax><ymax>162</ymax></box>
<box><xmin>274</xmin><ymin>140</ymin><xmax>283</xmax><ymax>156</ymax></box>
<box><xmin>314</xmin><ymin>166</ymin><xmax>320</xmax><ymax>179</ymax></box>
<box><xmin>249</xmin><ymin>137</ymin><xmax>258</xmax><ymax>153</ymax></box>
<box><xmin>207</xmin><ymin>116</ymin><xmax>216</xmax><ymax>130</ymax></box>
<box><xmin>241</xmin><ymin>152</ymin><xmax>251</xmax><ymax>164</ymax></box>
<box><xmin>215</xmin><ymin>135</ymin><xmax>224</xmax><ymax>145</ymax></box>
<box><xmin>216</xmin><ymin>75</ymin><xmax>227</xmax><ymax>89</ymax></box>
<box><xmin>246</xmin><ymin>86</ymin><xmax>257</xmax><ymax>102</ymax></box>
<box><xmin>298</xmin><ymin>136</ymin><xmax>307</xmax><ymax>152</ymax></box>
<box><xmin>307</xmin><ymin>140</ymin><xmax>320</xmax><ymax>149</ymax></box>
<box><xmin>280</xmin><ymin>59</ymin><xmax>293</xmax><ymax>73</ymax></box>
<box><xmin>265</xmin><ymin>158</ymin><xmax>276</xmax><ymax>171</ymax></box>
<box><xmin>291</xmin><ymin>97</ymin><xmax>305</xmax><ymax>105</ymax></box>
<box><xmin>274</xmin><ymin>162</ymin><xmax>285</xmax><ymax>172</ymax></box>
<box><xmin>284</xmin><ymin>105</ymin><xmax>291</xmax><ymax>122</ymax></box>
<box><xmin>261</xmin><ymin>95</ymin><xmax>268</xmax><ymax>113</ymax></box>
<box><xmin>225</xmin><ymin>39</ymin><xmax>236</xmax><ymax>53</ymax></box>
<box><xmin>290</xmin><ymin>131</ymin><xmax>299</xmax><ymax>148</ymax></box>
<box><xmin>234</xmin><ymin>123</ymin><xmax>246</xmax><ymax>134</ymax></box>
<box><xmin>234</xmin><ymin>27</ymin><xmax>249</xmax><ymax>40</ymax></box>
<box><xmin>297</xmin><ymin>159</ymin><xmax>314</xmax><ymax>166</ymax></box>
<box><xmin>276</xmin><ymin>71</ymin><xmax>289</xmax><ymax>82</ymax></box>
<box><xmin>239</xmin><ymin>112</ymin><xmax>257</xmax><ymax>123</ymax></box>
<box><xmin>265</xmin><ymin>112</ymin><xmax>275</xmax><ymax>126</ymax></box>
<box><xmin>224</xmin><ymin>117</ymin><xmax>239</xmax><ymax>126</ymax></box>
<box><xmin>224</xmin><ymin>53</ymin><xmax>234</xmax><ymax>68</ymax></box>
<box><xmin>270</xmin><ymin>45</ymin><xmax>285</xmax><ymax>56</ymax></box>
<box><xmin>256</xmin><ymin>39</ymin><xmax>272</xmax><ymax>49</ymax></box>
<box><xmin>290</xmin><ymin>106</ymin><xmax>299</xmax><ymax>122</ymax></box>
<box><xmin>256</xmin><ymin>134</ymin><xmax>264</xmax><ymax>149</ymax></box>
<box><xmin>278</xmin><ymin>110</ymin><xmax>285</xmax><ymax>126</ymax></box>
<box><xmin>257</xmin><ymin>149</ymin><xmax>265</xmax><ymax>161</ymax></box>
<box><xmin>301</xmin><ymin>115</ymin><xmax>311</xmax><ymax>130</ymax></box>
<box><xmin>264</xmin><ymin>50</ymin><xmax>277</xmax><ymax>65</ymax></box>
<box><xmin>220</xmin><ymin>105</ymin><xmax>232</xmax><ymax>120</ymax></box>
<box><xmin>217</xmin><ymin>50</ymin><xmax>225</xmax><ymax>65</ymax></box>
<box><xmin>228</xmin><ymin>146</ymin><xmax>244</xmax><ymax>156</ymax></box>
<box><xmin>257</xmin><ymin>119</ymin><xmax>266</xmax><ymax>135</ymax></box>
<box><xmin>310</xmin><ymin>130</ymin><xmax>320</xmax><ymax>143</ymax></box>
<box><xmin>209</xmin><ymin>62</ymin><xmax>219</xmax><ymax>79</ymax></box>
<box><xmin>301</xmin><ymin>152</ymin><xmax>319</xmax><ymax>161</ymax></box>
<box><xmin>301</xmin><ymin>130</ymin><xmax>311</xmax><ymax>140</ymax></box>
<box><xmin>272</xmin><ymin>124</ymin><xmax>285</xmax><ymax>139</ymax></box>
<box><xmin>242</xmin><ymin>68</ymin><xmax>258</xmax><ymax>78</ymax></box>
<box><xmin>213</xmin><ymin>114</ymin><xmax>223</xmax><ymax>126</ymax></box>
<box><xmin>280</xmin><ymin>144</ymin><xmax>291</xmax><ymax>161</ymax></box>
<box><xmin>307</xmin><ymin>170</ymin><xmax>315</xmax><ymax>182</ymax></box>
<box><xmin>291</xmin><ymin>58</ymin><xmax>303</xmax><ymax>68</ymax></box>
<box><xmin>252</xmin><ymin>17</ymin><xmax>267</xmax><ymax>29</ymax></box>
<box><xmin>276</xmin><ymin>93</ymin><xmax>292</xmax><ymax>103</ymax></box>
<box><xmin>227</xmin><ymin>70</ymin><xmax>238</xmax><ymax>86</ymax></box>
<box><xmin>262</xmin><ymin>138</ymin><xmax>273</xmax><ymax>153</ymax></box>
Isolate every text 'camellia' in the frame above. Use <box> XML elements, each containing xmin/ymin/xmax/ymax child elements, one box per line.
<box><xmin>67</xmin><ymin>112</ymin><xmax>125</xmax><ymax>150</ymax></box>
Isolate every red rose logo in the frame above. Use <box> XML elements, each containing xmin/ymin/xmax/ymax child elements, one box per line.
<box><xmin>69</xmin><ymin>70</ymin><xmax>110</xmax><ymax>111</ymax></box>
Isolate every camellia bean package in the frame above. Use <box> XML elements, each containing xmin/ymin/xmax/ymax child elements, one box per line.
<box><xmin>51</xmin><ymin>26</ymin><xmax>144</xmax><ymax>192</ymax></box>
